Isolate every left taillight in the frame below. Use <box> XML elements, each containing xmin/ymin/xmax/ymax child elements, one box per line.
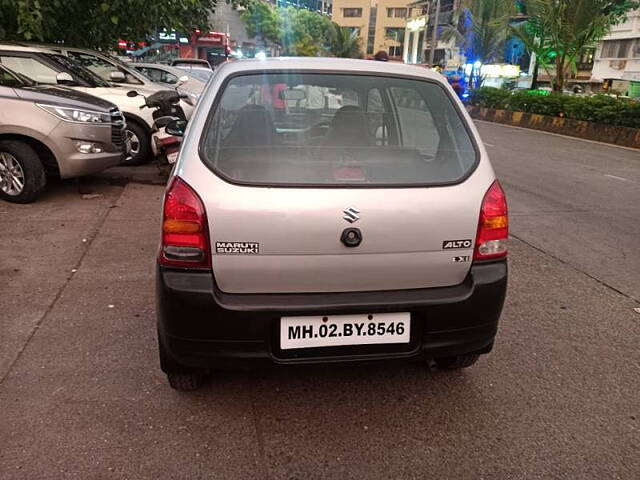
<box><xmin>474</xmin><ymin>180</ymin><xmax>509</xmax><ymax>261</ymax></box>
<box><xmin>158</xmin><ymin>177</ymin><xmax>211</xmax><ymax>269</ymax></box>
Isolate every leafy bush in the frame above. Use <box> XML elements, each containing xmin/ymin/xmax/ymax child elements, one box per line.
<box><xmin>468</xmin><ymin>87</ymin><xmax>511</xmax><ymax>109</ymax></box>
<box><xmin>469</xmin><ymin>87</ymin><xmax>640</xmax><ymax>128</ymax></box>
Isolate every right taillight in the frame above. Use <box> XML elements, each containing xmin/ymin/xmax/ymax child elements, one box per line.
<box><xmin>159</xmin><ymin>177</ymin><xmax>211</xmax><ymax>269</ymax></box>
<box><xmin>474</xmin><ymin>180</ymin><xmax>508</xmax><ymax>261</ymax></box>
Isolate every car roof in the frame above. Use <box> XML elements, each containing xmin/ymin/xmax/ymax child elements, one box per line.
<box><xmin>173</xmin><ymin>58</ymin><xmax>209</xmax><ymax>63</ymax></box>
<box><xmin>217</xmin><ymin>57</ymin><xmax>442</xmax><ymax>81</ymax></box>
<box><xmin>134</xmin><ymin>63</ymin><xmax>179</xmax><ymax>71</ymax></box>
<box><xmin>0</xmin><ymin>43</ymin><xmax>57</xmax><ymax>54</ymax></box>
<box><xmin>11</xmin><ymin>43</ymin><xmax>101</xmax><ymax>55</ymax></box>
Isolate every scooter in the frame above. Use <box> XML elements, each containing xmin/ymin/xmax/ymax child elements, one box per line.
<box><xmin>126</xmin><ymin>89</ymin><xmax>188</xmax><ymax>164</ymax></box>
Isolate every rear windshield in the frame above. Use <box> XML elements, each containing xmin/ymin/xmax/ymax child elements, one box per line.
<box><xmin>201</xmin><ymin>73</ymin><xmax>477</xmax><ymax>186</ymax></box>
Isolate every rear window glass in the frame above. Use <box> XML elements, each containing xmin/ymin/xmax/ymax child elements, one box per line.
<box><xmin>201</xmin><ymin>73</ymin><xmax>476</xmax><ymax>186</ymax></box>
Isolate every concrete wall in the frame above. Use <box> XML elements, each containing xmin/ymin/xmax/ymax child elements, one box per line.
<box><xmin>208</xmin><ymin>3</ymin><xmax>254</xmax><ymax>47</ymax></box>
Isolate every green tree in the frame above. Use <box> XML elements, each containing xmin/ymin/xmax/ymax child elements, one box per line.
<box><xmin>241</xmin><ymin>0</ymin><xmax>281</xmax><ymax>47</ymax></box>
<box><xmin>330</xmin><ymin>25</ymin><xmax>363</xmax><ymax>58</ymax></box>
<box><xmin>0</xmin><ymin>0</ymin><xmax>246</xmax><ymax>49</ymax></box>
<box><xmin>241</xmin><ymin>0</ymin><xmax>335</xmax><ymax>56</ymax></box>
<box><xmin>442</xmin><ymin>0</ymin><xmax>514</xmax><ymax>87</ymax></box>
<box><xmin>280</xmin><ymin>6</ymin><xmax>334</xmax><ymax>55</ymax></box>
<box><xmin>514</xmin><ymin>0</ymin><xmax>640</xmax><ymax>91</ymax></box>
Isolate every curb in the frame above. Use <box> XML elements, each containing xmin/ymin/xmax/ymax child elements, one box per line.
<box><xmin>466</xmin><ymin>106</ymin><xmax>640</xmax><ymax>150</ymax></box>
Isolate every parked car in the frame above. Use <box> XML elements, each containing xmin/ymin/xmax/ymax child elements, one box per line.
<box><xmin>0</xmin><ymin>44</ymin><xmax>192</xmax><ymax>165</ymax></box>
<box><xmin>172</xmin><ymin>64</ymin><xmax>214</xmax><ymax>83</ymax></box>
<box><xmin>19</xmin><ymin>43</ymin><xmax>199</xmax><ymax>111</ymax></box>
<box><xmin>131</xmin><ymin>63</ymin><xmax>206</xmax><ymax>100</ymax></box>
<box><xmin>0</xmin><ymin>64</ymin><xmax>126</xmax><ymax>203</ymax></box>
<box><xmin>156</xmin><ymin>58</ymin><xmax>509</xmax><ymax>390</ymax></box>
<box><xmin>20</xmin><ymin>44</ymin><xmax>182</xmax><ymax>94</ymax></box>
<box><xmin>170</xmin><ymin>58</ymin><xmax>212</xmax><ymax>70</ymax></box>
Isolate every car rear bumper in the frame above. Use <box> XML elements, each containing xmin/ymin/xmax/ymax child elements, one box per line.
<box><xmin>156</xmin><ymin>260</ymin><xmax>507</xmax><ymax>368</ymax></box>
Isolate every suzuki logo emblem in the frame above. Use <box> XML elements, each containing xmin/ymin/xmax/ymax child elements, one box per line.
<box><xmin>343</xmin><ymin>207</ymin><xmax>360</xmax><ymax>224</ymax></box>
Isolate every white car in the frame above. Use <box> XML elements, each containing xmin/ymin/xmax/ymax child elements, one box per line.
<box><xmin>0</xmin><ymin>44</ymin><xmax>194</xmax><ymax>165</ymax></box>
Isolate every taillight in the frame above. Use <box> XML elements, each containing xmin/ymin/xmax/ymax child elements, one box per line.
<box><xmin>474</xmin><ymin>180</ymin><xmax>508</xmax><ymax>261</ymax></box>
<box><xmin>159</xmin><ymin>177</ymin><xmax>211</xmax><ymax>268</ymax></box>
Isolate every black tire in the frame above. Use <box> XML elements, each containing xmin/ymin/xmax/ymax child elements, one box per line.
<box><xmin>122</xmin><ymin>120</ymin><xmax>151</xmax><ymax>166</ymax></box>
<box><xmin>0</xmin><ymin>140</ymin><xmax>46</xmax><ymax>203</ymax></box>
<box><xmin>158</xmin><ymin>331</ymin><xmax>206</xmax><ymax>391</ymax></box>
<box><xmin>434</xmin><ymin>353</ymin><xmax>480</xmax><ymax>370</ymax></box>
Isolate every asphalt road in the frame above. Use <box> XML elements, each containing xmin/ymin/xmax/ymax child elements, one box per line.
<box><xmin>476</xmin><ymin>121</ymin><xmax>640</xmax><ymax>301</ymax></box>
<box><xmin>1</xmin><ymin>125</ymin><xmax>639</xmax><ymax>479</ymax></box>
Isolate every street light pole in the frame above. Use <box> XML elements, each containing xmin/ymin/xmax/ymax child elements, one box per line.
<box><xmin>428</xmin><ymin>0</ymin><xmax>441</xmax><ymax>65</ymax></box>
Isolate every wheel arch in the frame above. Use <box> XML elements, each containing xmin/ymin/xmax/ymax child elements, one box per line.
<box><xmin>122</xmin><ymin>113</ymin><xmax>152</xmax><ymax>135</ymax></box>
<box><xmin>0</xmin><ymin>133</ymin><xmax>59</xmax><ymax>177</ymax></box>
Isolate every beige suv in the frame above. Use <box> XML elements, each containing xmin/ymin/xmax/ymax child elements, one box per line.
<box><xmin>0</xmin><ymin>65</ymin><xmax>126</xmax><ymax>203</ymax></box>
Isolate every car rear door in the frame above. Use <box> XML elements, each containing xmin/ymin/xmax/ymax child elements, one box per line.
<box><xmin>191</xmin><ymin>71</ymin><xmax>493</xmax><ymax>294</ymax></box>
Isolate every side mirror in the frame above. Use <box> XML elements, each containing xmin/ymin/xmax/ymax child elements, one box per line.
<box><xmin>165</xmin><ymin>119</ymin><xmax>187</xmax><ymax>137</ymax></box>
<box><xmin>109</xmin><ymin>71</ymin><xmax>126</xmax><ymax>82</ymax></box>
<box><xmin>126</xmin><ymin>90</ymin><xmax>139</xmax><ymax>98</ymax></box>
<box><xmin>56</xmin><ymin>72</ymin><xmax>74</xmax><ymax>84</ymax></box>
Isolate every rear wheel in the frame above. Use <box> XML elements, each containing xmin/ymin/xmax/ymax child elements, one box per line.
<box><xmin>158</xmin><ymin>332</ymin><xmax>206</xmax><ymax>391</ymax></box>
<box><xmin>434</xmin><ymin>353</ymin><xmax>480</xmax><ymax>370</ymax></box>
<box><xmin>0</xmin><ymin>140</ymin><xmax>46</xmax><ymax>203</ymax></box>
<box><xmin>122</xmin><ymin>121</ymin><xmax>151</xmax><ymax>166</ymax></box>
<box><xmin>166</xmin><ymin>371</ymin><xmax>205</xmax><ymax>391</ymax></box>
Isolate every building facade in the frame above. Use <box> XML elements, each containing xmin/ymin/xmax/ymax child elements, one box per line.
<box><xmin>333</xmin><ymin>0</ymin><xmax>421</xmax><ymax>59</ymax></box>
<box><xmin>591</xmin><ymin>9</ymin><xmax>640</xmax><ymax>96</ymax></box>
<box><xmin>402</xmin><ymin>0</ymin><xmax>463</xmax><ymax>66</ymax></box>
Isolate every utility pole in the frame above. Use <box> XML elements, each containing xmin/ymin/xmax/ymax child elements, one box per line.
<box><xmin>428</xmin><ymin>0</ymin><xmax>441</xmax><ymax>65</ymax></box>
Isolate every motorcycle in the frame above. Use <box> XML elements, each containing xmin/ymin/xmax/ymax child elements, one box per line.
<box><xmin>126</xmin><ymin>89</ymin><xmax>188</xmax><ymax>164</ymax></box>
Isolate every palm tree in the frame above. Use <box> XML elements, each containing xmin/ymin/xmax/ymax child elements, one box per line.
<box><xmin>441</xmin><ymin>0</ymin><xmax>514</xmax><ymax>87</ymax></box>
<box><xmin>513</xmin><ymin>0</ymin><xmax>639</xmax><ymax>92</ymax></box>
<box><xmin>330</xmin><ymin>24</ymin><xmax>364</xmax><ymax>58</ymax></box>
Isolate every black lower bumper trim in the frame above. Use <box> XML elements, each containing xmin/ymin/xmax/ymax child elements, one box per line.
<box><xmin>157</xmin><ymin>261</ymin><xmax>507</xmax><ymax>368</ymax></box>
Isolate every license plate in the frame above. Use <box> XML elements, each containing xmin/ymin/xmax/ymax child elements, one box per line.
<box><xmin>280</xmin><ymin>313</ymin><xmax>410</xmax><ymax>350</ymax></box>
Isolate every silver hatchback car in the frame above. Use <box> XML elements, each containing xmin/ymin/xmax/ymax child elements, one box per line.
<box><xmin>156</xmin><ymin>58</ymin><xmax>508</xmax><ymax>390</ymax></box>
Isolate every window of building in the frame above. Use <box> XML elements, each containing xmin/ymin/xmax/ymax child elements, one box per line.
<box><xmin>387</xmin><ymin>8</ymin><xmax>408</xmax><ymax>18</ymax></box>
<box><xmin>342</xmin><ymin>8</ymin><xmax>362</xmax><ymax>17</ymax></box>
<box><xmin>385</xmin><ymin>28</ymin><xmax>405</xmax><ymax>43</ymax></box>
<box><xmin>578</xmin><ymin>48</ymin><xmax>596</xmax><ymax>69</ymax></box>
<box><xmin>389</xmin><ymin>46</ymin><xmax>403</xmax><ymax>57</ymax></box>
<box><xmin>600</xmin><ymin>39</ymin><xmax>636</xmax><ymax>59</ymax></box>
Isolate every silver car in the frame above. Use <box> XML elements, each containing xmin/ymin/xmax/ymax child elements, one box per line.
<box><xmin>130</xmin><ymin>63</ymin><xmax>207</xmax><ymax>99</ymax></box>
<box><xmin>156</xmin><ymin>58</ymin><xmax>508</xmax><ymax>390</ymax></box>
<box><xmin>0</xmin><ymin>65</ymin><xmax>126</xmax><ymax>203</ymax></box>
